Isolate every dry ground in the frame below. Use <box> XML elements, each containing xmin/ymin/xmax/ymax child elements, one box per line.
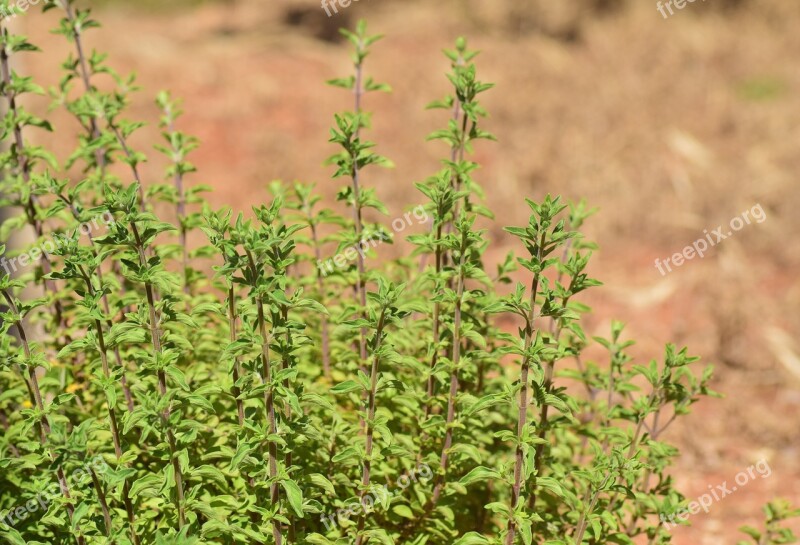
<box><xmin>18</xmin><ymin>0</ymin><xmax>800</xmax><ymax>542</ymax></box>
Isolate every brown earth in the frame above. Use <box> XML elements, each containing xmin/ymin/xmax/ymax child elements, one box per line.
<box><xmin>18</xmin><ymin>0</ymin><xmax>800</xmax><ymax>542</ymax></box>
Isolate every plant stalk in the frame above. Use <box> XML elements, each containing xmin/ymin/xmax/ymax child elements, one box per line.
<box><xmin>354</xmin><ymin>308</ymin><xmax>387</xmax><ymax>545</ymax></box>
<box><xmin>505</xmin><ymin>233</ymin><xmax>544</xmax><ymax>545</ymax></box>
<box><xmin>255</xmin><ymin>293</ymin><xmax>283</xmax><ymax>545</ymax></box>
<box><xmin>78</xmin><ymin>266</ymin><xmax>140</xmax><ymax>544</ymax></box>
<box><xmin>130</xmin><ymin>221</ymin><xmax>186</xmax><ymax>529</ymax></box>
<box><xmin>2</xmin><ymin>290</ymin><xmax>86</xmax><ymax>545</ymax></box>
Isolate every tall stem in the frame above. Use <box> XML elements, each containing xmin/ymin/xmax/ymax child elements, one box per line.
<box><xmin>57</xmin><ymin>5</ymin><xmax>142</xmax><ymax>410</ymax></box>
<box><xmin>58</xmin><ymin>196</ymin><xmax>135</xmax><ymax>411</ymax></box>
<box><xmin>62</xmin><ymin>0</ymin><xmax>106</xmax><ymax>171</ymax></box>
<box><xmin>226</xmin><ymin>283</ymin><xmax>245</xmax><ymax>426</ymax></box>
<box><xmin>164</xmin><ymin>109</ymin><xmax>189</xmax><ymax>293</ymax></box>
<box><xmin>529</xmin><ymin>293</ymin><xmax>571</xmax><ymax>512</ymax></box>
<box><xmin>417</xmin><ymin>98</ymin><xmax>467</xmax><ymax>462</ymax></box>
<box><xmin>432</xmin><ymin>239</ymin><xmax>467</xmax><ymax>505</ymax></box>
<box><xmin>130</xmin><ymin>222</ymin><xmax>186</xmax><ymax>529</ymax></box>
<box><xmin>55</xmin><ymin>7</ymin><xmax>142</xmax><ymax>414</ymax></box>
<box><xmin>78</xmin><ymin>266</ymin><xmax>140</xmax><ymax>544</ymax></box>
<box><xmin>2</xmin><ymin>290</ymin><xmax>86</xmax><ymax>545</ymax></box>
<box><xmin>0</xmin><ymin>27</ymin><xmax>64</xmax><ymax>324</ymax></box>
<box><xmin>308</xmin><ymin>219</ymin><xmax>331</xmax><ymax>377</ymax></box>
<box><xmin>505</xmin><ymin>234</ymin><xmax>544</xmax><ymax>545</ymax></box>
<box><xmin>354</xmin><ymin>309</ymin><xmax>387</xmax><ymax>545</ymax></box>
<box><xmin>113</xmin><ymin>125</ymin><xmax>147</xmax><ymax>209</ymax></box>
<box><xmin>350</xmin><ymin>58</ymin><xmax>368</xmax><ymax>370</ymax></box>
<box><xmin>422</xmin><ymin>224</ymin><xmax>444</xmax><ymax>424</ymax></box>
<box><xmin>246</xmin><ymin>246</ymin><xmax>283</xmax><ymax>544</ymax></box>
<box><xmin>280</xmin><ymin>305</ymin><xmax>296</xmax><ymax>543</ymax></box>
<box><xmin>255</xmin><ymin>293</ymin><xmax>283</xmax><ymax>545</ymax></box>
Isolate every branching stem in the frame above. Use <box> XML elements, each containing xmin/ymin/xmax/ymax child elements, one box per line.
<box><xmin>505</xmin><ymin>232</ymin><xmax>544</xmax><ymax>545</ymax></box>
<box><xmin>130</xmin><ymin>221</ymin><xmax>186</xmax><ymax>529</ymax></box>
<box><xmin>77</xmin><ymin>265</ymin><xmax>140</xmax><ymax>544</ymax></box>
<box><xmin>354</xmin><ymin>308</ymin><xmax>387</xmax><ymax>545</ymax></box>
<box><xmin>1</xmin><ymin>290</ymin><xmax>86</xmax><ymax>545</ymax></box>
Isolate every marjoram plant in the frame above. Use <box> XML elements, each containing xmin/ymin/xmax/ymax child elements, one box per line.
<box><xmin>0</xmin><ymin>3</ymin><xmax>796</xmax><ymax>545</ymax></box>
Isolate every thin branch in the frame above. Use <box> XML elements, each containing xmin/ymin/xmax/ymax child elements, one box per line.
<box><xmin>130</xmin><ymin>221</ymin><xmax>186</xmax><ymax>529</ymax></box>
<box><xmin>505</xmin><ymin>232</ymin><xmax>545</xmax><ymax>545</ymax></box>
<box><xmin>2</xmin><ymin>290</ymin><xmax>86</xmax><ymax>545</ymax></box>
<box><xmin>248</xmin><ymin>249</ymin><xmax>283</xmax><ymax>545</ymax></box>
<box><xmin>354</xmin><ymin>308</ymin><xmax>388</xmax><ymax>545</ymax></box>
<box><xmin>77</xmin><ymin>265</ymin><xmax>140</xmax><ymax>544</ymax></box>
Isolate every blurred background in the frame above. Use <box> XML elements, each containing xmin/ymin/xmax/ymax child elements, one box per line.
<box><xmin>18</xmin><ymin>0</ymin><xmax>800</xmax><ymax>542</ymax></box>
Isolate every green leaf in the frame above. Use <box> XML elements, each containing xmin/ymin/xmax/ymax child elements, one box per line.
<box><xmin>453</xmin><ymin>532</ymin><xmax>491</xmax><ymax>545</ymax></box>
<box><xmin>330</xmin><ymin>380</ymin><xmax>361</xmax><ymax>394</ymax></box>
<box><xmin>0</xmin><ymin>528</ymin><xmax>27</xmax><ymax>545</ymax></box>
<box><xmin>308</xmin><ymin>473</ymin><xmax>336</xmax><ymax>496</ymax></box>
<box><xmin>459</xmin><ymin>466</ymin><xmax>501</xmax><ymax>487</ymax></box>
<box><xmin>71</xmin><ymin>501</ymin><xmax>89</xmax><ymax>530</ymax></box>
<box><xmin>281</xmin><ymin>479</ymin><xmax>304</xmax><ymax>517</ymax></box>
<box><xmin>392</xmin><ymin>505</ymin><xmax>414</xmax><ymax>519</ymax></box>
<box><xmin>305</xmin><ymin>534</ymin><xmax>334</xmax><ymax>545</ymax></box>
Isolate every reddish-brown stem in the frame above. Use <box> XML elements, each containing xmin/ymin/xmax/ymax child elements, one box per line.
<box><xmin>2</xmin><ymin>290</ymin><xmax>86</xmax><ymax>545</ymax></box>
<box><xmin>110</xmin><ymin>125</ymin><xmax>146</xmax><ymax>208</ymax></box>
<box><xmin>78</xmin><ymin>266</ymin><xmax>140</xmax><ymax>544</ymax></box>
<box><xmin>55</xmin><ymin>7</ymin><xmax>143</xmax><ymax>415</ymax></box>
<box><xmin>419</xmin><ymin>59</ymin><xmax>463</xmax><ymax>273</ymax></box>
<box><xmin>62</xmin><ymin>0</ymin><xmax>106</xmax><ymax>170</ymax></box>
<box><xmin>88</xmin><ymin>467</ymin><xmax>113</xmax><ymax>537</ymax></box>
<box><xmin>308</xmin><ymin>219</ymin><xmax>331</xmax><ymax>377</ymax></box>
<box><xmin>422</xmin><ymin>224</ymin><xmax>444</xmax><ymax>425</ymax></box>
<box><xmin>354</xmin><ymin>309</ymin><xmax>387</xmax><ymax>545</ymax></box>
<box><xmin>0</xmin><ymin>28</ymin><xmax>64</xmax><ymax>324</ymax></box>
<box><xmin>432</xmin><ymin>242</ymin><xmax>467</xmax><ymax>505</ymax></box>
<box><xmin>57</xmin><ymin>5</ymin><xmax>143</xmax><ymax>414</ymax></box>
<box><xmin>418</xmin><ymin>95</ymin><xmax>466</xmax><ymax>452</ymax></box>
<box><xmin>449</xmin><ymin>111</ymin><xmax>470</xmax><ymax>219</ymax></box>
<box><xmin>399</xmin><ymin>241</ymin><xmax>469</xmax><ymax>542</ymax></box>
<box><xmin>350</xmin><ymin>59</ymin><xmax>369</xmax><ymax>371</ymax></box>
<box><xmin>505</xmin><ymin>234</ymin><xmax>544</xmax><ymax>545</ymax></box>
<box><xmin>255</xmin><ymin>293</ymin><xmax>283</xmax><ymax>545</ymax></box>
<box><xmin>529</xmin><ymin>293</ymin><xmax>572</xmax><ymax>512</ymax></box>
<box><xmin>246</xmin><ymin>246</ymin><xmax>283</xmax><ymax>543</ymax></box>
<box><xmin>130</xmin><ymin>222</ymin><xmax>186</xmax><ymax>529</ymax></box>
<box><xmin>165</xmin><ymin>111</ymin><xmax>190</xmax><ymax>293</ymax></box>
<box><xmin>226</xmin><ymin>284</ymin><xmax>245</xmax><ymax>427</ymax></box>
<box><xmin>280</xmin><ymin>305</ymin><xmax>296</xmax><ymax>543</ymax></box>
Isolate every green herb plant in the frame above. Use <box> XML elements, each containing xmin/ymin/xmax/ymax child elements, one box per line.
<box><xmin>0</xmin><ymin>3</ymin><xmax>796</xmax><ymax>545</ymax></box>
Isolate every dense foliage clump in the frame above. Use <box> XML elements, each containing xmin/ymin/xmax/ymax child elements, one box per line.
<box><xmin>0</xmin><ymin>3</ymin><xmax>796</xmax><ymax>545</ymax></box>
